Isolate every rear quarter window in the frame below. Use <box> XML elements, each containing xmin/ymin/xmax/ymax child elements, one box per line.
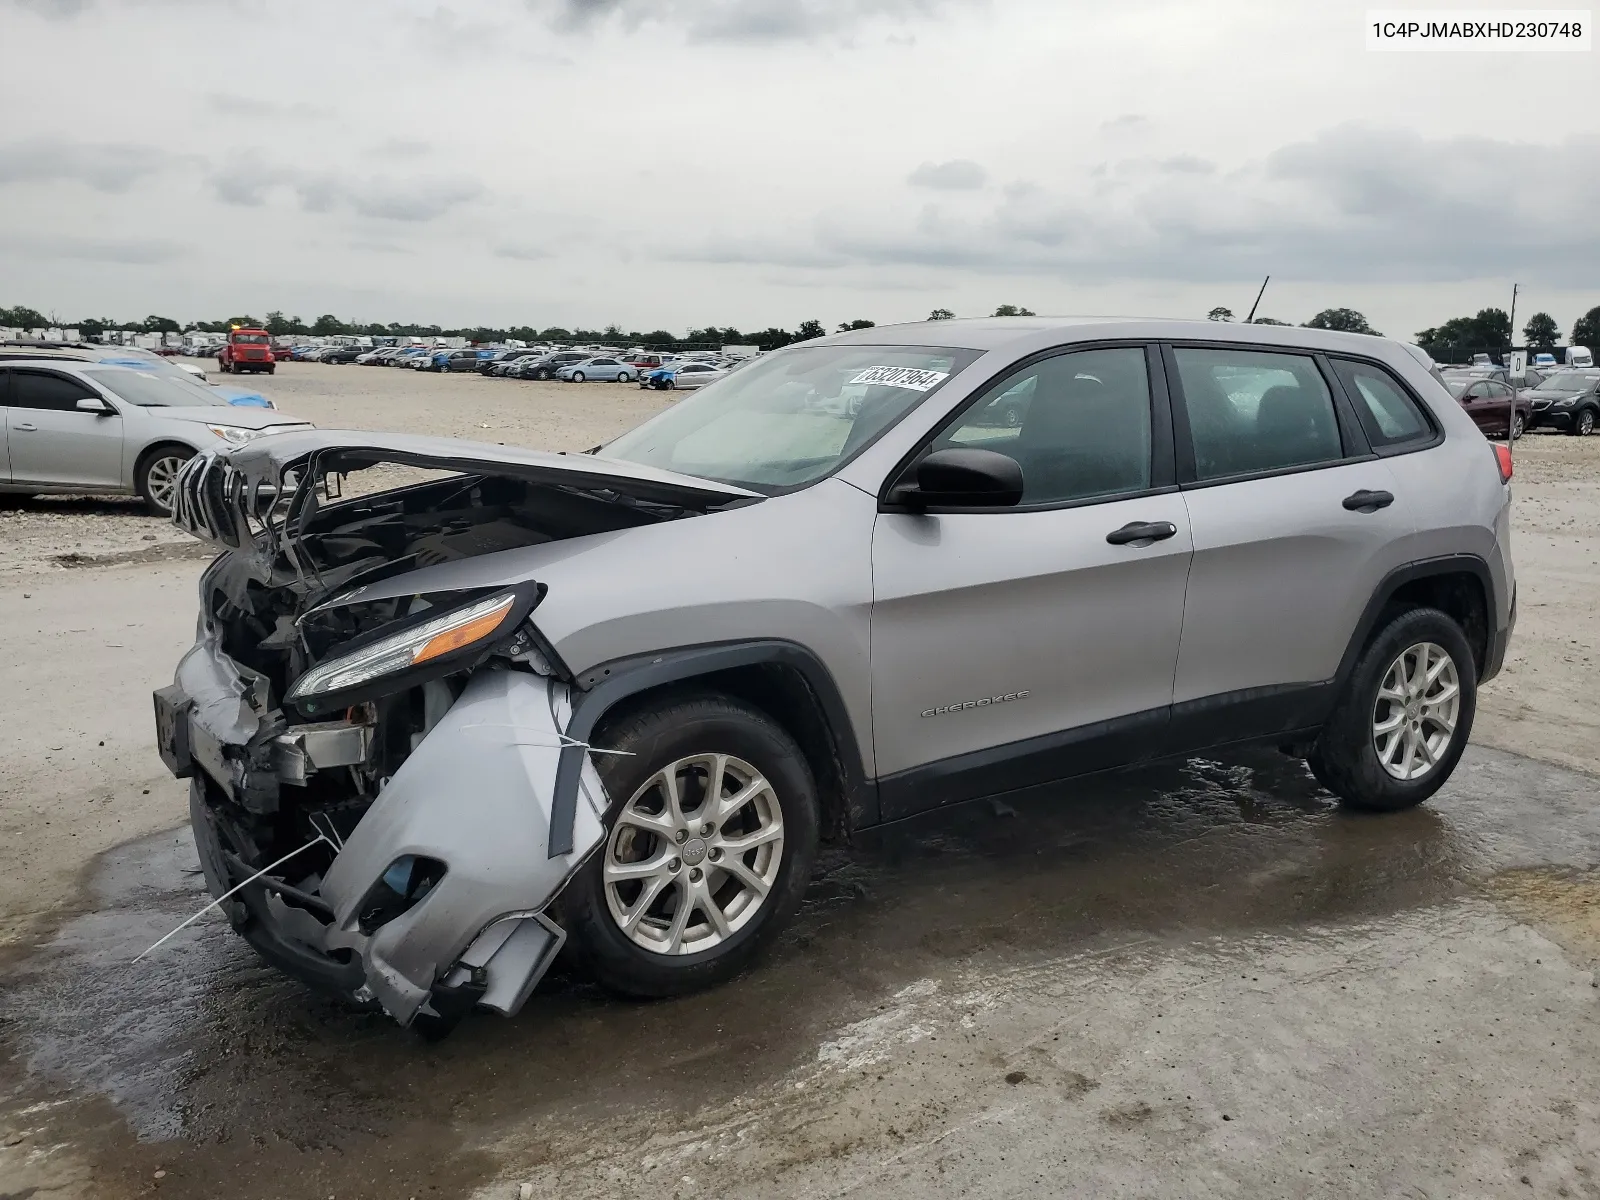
<box><xmin>1331</xmin><ymin>359</ymin><xmax>1434</xmax><ymax>450</ymax></box>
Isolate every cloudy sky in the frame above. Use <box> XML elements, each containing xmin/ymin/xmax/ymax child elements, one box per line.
<box><xmin>2</xmin><ymin>0</ymin><xmax>1596</xmax><ymax>338</ymax></box>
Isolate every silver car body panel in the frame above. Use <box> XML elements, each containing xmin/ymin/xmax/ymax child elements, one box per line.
<box><xmin>0</xmin><ymin>358</ymin><xmax>309</xmax><ymax>495</ymax></box>
<box><xmin>315</xmin><ymin>668</ymin><xmax>606</xmax><ymax>1023</ymax></box>
<box><xmin>156</xmin><ymin>317</ymin><xmax>1515</xmax><ymax>1028</ymax></box>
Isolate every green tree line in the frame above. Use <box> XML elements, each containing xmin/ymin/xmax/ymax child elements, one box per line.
<box><xmin>5</xmin><ymin>301</ymin><xmax>1598</xmax><ymax>355</ymax></box>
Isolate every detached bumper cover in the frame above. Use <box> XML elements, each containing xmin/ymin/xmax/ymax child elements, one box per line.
<box><xmin>159</xmin><ymin>645</ymin><xmax>608</xmax><ymax>1026</ymax></box>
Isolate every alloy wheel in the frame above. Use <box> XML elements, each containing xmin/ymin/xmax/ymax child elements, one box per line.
<box><xmin>1577</xmin><ymin>410</ymin><xmax>1595</xmax><ymax>436</ymax></box>
<box><xmin>143</xmin><ymin>454</ymin><xmax>188</xmax><ymax>512</ymax></box>
<box><xmin>1371</xmin><ymin>641</ymin><xmax>1460</xmax><ymax>781</ymax></box>
<box><xmin>603</xmin><ymin>753</ymin><xmax>785</xmax><ymax>956</ymax></box>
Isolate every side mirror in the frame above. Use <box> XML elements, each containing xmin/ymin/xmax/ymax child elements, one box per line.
<box><xmin>75</xmin><ymin>397</ymin><xmax>115</xmax><ymax>415</ymax></box>
<box><xmin>892</xmin><ymin>447</ymin><xmax>1024</xmax><ymax>509</ymax></box>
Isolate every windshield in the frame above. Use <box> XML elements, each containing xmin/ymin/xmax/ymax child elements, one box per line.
<box><xmin>602</xmin><ymin>344</ymin><xmax>980</xmax><ymax>491</ymax></box>
<box><xmin>232</xmin><ymin>333</ymin><xmax>269</xmax><ymax>344</ymax></box>
<box><xmin>1539</xmin><ymin>374</ymin><xmax>1600</xmax><ymax>393</ymax></box>
<box><xmin>84</xmin><ymin>367</ymin><xmax>221</xmax><ymax>408</ymax></box>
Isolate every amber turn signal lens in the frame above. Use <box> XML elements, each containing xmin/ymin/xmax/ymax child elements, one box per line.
<box><xmin>411</xmin><ymin>597</ymin><xmax>515</xmax><ymax>665</ymax></box>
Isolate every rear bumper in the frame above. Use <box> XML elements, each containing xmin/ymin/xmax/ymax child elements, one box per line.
<box><xmin>1482</xmin><ymin>583</ymin><xmax>1516</xmax><ymax>683</ymax></box>
<box><xmin>155</xmin><ymin>639</ymin><xmax>608</xmax><ymax>1026</ymax></box>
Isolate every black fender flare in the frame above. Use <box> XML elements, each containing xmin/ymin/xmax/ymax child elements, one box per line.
<box><xmin>546</xmin><ymin>639</ymin><xmax>872</xmax><ymax>857</ymax></box>
<box><xmin>1332</xmin><ymin>553</ymin><xmax>1501</xmax><ymax>692</ymax></box>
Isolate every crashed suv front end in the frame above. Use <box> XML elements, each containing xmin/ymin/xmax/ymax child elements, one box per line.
<box><xmin>152</xmin><ymin>431</ymin><xmax>758</xmax><ymax>1030</ymax></box>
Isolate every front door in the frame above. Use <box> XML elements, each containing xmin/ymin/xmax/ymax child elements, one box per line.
<box><xmin>1163</xmin><ymin>344</ymin><xmax>1416</xmax><ymax>746</ymax></box>
<box><xmin>870</xmin><ymin>344</ymin><xmax>1193</xmax><ymax>818</ymax></box>
<box><xmin>5</xmin><ymin>368</ymin><xmax>125</xmax><ymax>489</ymax></box>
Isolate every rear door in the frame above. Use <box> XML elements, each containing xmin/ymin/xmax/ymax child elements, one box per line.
<box><xmin>1163</xmin><ymin>343</ymin><xmax>1415</xmax><ymax>748</ymax></box>
<box><xmin>6</xmin><ymin>368</ymin><xmax>125</xmax><ymax>489</ymax></box>
<box><xmin>870</xmin><ymin>344</ymin><xmax>1192</xmax><ymax>817</ymax></box>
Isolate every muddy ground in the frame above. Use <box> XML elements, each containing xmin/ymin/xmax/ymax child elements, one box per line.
<box><xmin>2</xmin><ymin>361</ymin><xmax>1598</xmax><ymax>1198</ymax></box>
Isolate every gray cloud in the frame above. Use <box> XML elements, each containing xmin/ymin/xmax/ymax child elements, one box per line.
<box><xmin>206</xmin><ymin>92</ymin><xmax>330</xmax><ymax>120</ymax></box>
<box><xmin>673</xmin><ymin>125</ymin><xmax>1600</xmax><ymax>288</ymax></box>
<box><xmin>7</xmin><ymin>0</ymin><xmax>92</xmax><ymax>16</ymax></box>
<box><xmin>208</xmin><ymin>161</ymin><xmax>483</xmax><ymax>222</ymax></box>
<box><xmin>495</xmin><ymin>243</ymin><xmax>553</xmax><ymax>261</ymax></box>
<box><xmin>0</xmin><ymin>140</ymin><xmax>179</xmax><ymax>193</ymax></box>
<box><xmin>536</xmin><ymin>0</ymin><xmax>968</xmax><ymax>41</ymax></box>
<box><xmin>0</xmin><ymin>231</ymin><xmax>182</xmax><ymax>264</ymax></box>
<box><xmin>907</xmin><ymin>159</ymin><xmax>987</xmax><ymax>190</ymax></box>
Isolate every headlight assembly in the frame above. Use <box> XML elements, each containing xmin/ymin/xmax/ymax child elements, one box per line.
<box><xmin>206</xmin><ymin>423</ymin><xmax>263</xmax><ymax>445</ymax></box>
<box><xmin>288</xmin><ymin>592</ymin><xmax>518</xmax><ymax>704</ymax></box>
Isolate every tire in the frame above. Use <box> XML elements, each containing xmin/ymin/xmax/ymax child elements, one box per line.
<box><xmin>665</xmin><ymin>378</ymin><xmax>676</xmax><ymax>390</ymax></box>
<box><xmin>1571</xmin><ymin>408</ymin><xmax>1596</xmax><ymax>437</ymax></box>
<box><xmin>265</xmin><ymin>366</ymin><xmax>275</xmax><ymax>375</ymax></box>
<box><xmin>619</xmin><ymin>371</ymin><xmax>634</xmax><ymax>383</ymax></box>
<box><xmin>571</xmin><ymin>371</ymin><xmax>585</xmax><ymax>383</ymax></box>
<box><xmin>1307</xmin><ymin>606</ymin><xmax>1476</xmax><ymax>812</ymax></box>
<box><xmin>561</xmin><ymin>693</ymin><xmax>820</xmax><ymax>998</ymax></box>
<box><xmin>136</xmin><ymin>444</ymin><xmax>195</xmax><ymax>517</ymax></box>
<box><xmin>1511</xmin><ymin>412</ymin><xmax>1526</xmax><ymax>440</ymax></box>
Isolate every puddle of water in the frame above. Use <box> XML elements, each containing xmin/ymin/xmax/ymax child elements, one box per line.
<box><xmin>2</xmin><ymin>744</ymin><xmax>1597</xmax><ymax>1198</ymax></box>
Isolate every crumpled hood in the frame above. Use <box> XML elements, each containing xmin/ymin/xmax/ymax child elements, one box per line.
<box><xmin>169</xmin><ymin>429</ymin><xmax>763</xmax><ymax>604</ymax></box>
<box><xmin>215</xmin><ymin>429</ymin><xmax>761</xmax><ymax>503</ymax></box>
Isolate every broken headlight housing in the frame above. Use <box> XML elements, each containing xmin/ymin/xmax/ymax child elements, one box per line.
<box><xmin>288</xmin><ymin>590</ymin><xmax>529</xmax><ymax>713</ymax></box>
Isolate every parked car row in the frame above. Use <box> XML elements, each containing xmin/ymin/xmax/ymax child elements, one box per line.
<box><xmin>331</xmin><ymin>342</ymin><xmax>757</xmax><ymax>385</ymax></box>
<box><xmin>1439</xmin><ymin>364</ymin><xmax>1600</xmax><ymax>437</ymax></box>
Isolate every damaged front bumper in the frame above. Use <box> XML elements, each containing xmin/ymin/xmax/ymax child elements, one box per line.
<box><xmin>156</xmin><ymin>635</ymin><xmax>608</xmax><ymax>1028</ymax></box>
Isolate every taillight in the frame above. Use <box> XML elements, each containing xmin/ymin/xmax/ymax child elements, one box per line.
<box><xmin>1492</xmin><ymin>442</ymin><xmax>1513</xmax><ymax>483</ymax></box>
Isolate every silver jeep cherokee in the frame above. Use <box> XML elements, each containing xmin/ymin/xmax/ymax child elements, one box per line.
<box><xmin>153</xmin><ymin>317</ymin><xmax>1515</xmax><ymax>1035</ymax></box>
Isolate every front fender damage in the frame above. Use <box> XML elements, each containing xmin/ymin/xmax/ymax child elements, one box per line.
<box><xmin>316</xmin><ymin>669</ymin><xmax>607</xmax><ymax>1024</ymax></box>
<box><xmin>184</xmin><ymin>666</ymin><xmax>608</xmax><ymax>1029</ymax></box>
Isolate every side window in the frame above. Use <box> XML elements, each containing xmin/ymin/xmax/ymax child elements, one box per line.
<box><xmin>1331</xmin><ymin>359</ymin><xmax>1431</xmax><ymax>448</ymax></box>
<box><xmin>1172</xmin><ymin>347</ymin><xmax>1342</xmax><ymax>480</ymax></box>
<box><xmin>11</xmin><ymin>369</ymin><xmax>100</xmax><ymax>411</ymax></box>
<box><xmin>937</xmin><ymin>346</ymin><xmax>1152</xmax><ymax>505</ymax></box>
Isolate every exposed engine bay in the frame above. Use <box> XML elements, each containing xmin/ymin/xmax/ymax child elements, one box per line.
<box><xmin>154</xmin><ymin>431</ymin><xmax>759</xmax><ymax>1033</ymax></box>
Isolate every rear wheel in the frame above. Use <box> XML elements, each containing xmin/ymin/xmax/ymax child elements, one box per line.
<box><xmin>136</xmin><ymin>445</ymin><xmax>195</xmax><ymax>516</ymax></box>
<box><xmin>561</xmin><ymin>694</ymin><xmax>819</xmax><ymax>998</ymax></box>
<box><xmin>1511</xmin><ymin>412</ymin><xmax>1526</xmax><ymax>440</ymax></box>
<box><xmin>1308</xmin><ymin>606</ymin><xmax>1476</xmax><ymax>812</ymax></box>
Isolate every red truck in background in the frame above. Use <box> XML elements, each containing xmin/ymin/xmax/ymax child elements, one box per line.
<box><xmin>217</xmin><ymin>327</ymin><xmax>276</xmax><ymax>374</ymax></box>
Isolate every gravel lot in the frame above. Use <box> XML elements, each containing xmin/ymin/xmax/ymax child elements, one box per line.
<box><xmin>3</xmin><ymin>360</ymin><xmax>1599</xmax><ymax>1199</ymax></box>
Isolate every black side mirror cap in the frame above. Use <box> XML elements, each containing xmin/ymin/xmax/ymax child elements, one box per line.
<box><xmin>891</xmin><ymin>447</ymin><xmax>1024</xmax><ymax>509</ymax></box>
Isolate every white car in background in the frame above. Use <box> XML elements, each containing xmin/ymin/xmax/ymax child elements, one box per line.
<box><xmin>0</xmin><ymin>357</ymin><xmax>311</xmax><ymax>514</ymax></box>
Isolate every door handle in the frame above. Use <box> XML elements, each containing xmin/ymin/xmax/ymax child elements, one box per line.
<box><xmin>15</xmin><ymin>422</ymin><xmax>37</xmax><ymax>432</ymax></box>
<box><xmin>1342</xmin><ymin>489</ymin><xmax>1394</xmax><ymax>512</ymax></box>
<box><xmin>1106</xmin><ymin>520</ymin><xmax>1178</xmax><ymax>545</ymax></box>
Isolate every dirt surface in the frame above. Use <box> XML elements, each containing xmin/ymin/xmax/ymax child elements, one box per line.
<box><xmin>2</xmin><ymin>360</ymin><xmax>1599</xmax><ymax>1198</ymax></box>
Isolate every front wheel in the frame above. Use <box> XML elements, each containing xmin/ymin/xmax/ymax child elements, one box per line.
<box><xmin>136</xmin><ymin>445</ymin><xmax>195</xmax><ymax>517</ymax></box>
<box><xmin>561</xmin><ymin>694</ymin><xmax>819</xmax><ymax>998</ymax></box>
<box><xmin>1308</xmin><ymin>606</ymin><xmax>1476</xmax><ymax>812</ymax></box>
<box><xmin>571</xmin><ymin>371</ymin><xmax>585</xmax><ymax>383</ymax></box>
<box><xmin>1571</xmin><ymin>408</ymin><xmax>1596</xmax><ymax>437</ymax></box>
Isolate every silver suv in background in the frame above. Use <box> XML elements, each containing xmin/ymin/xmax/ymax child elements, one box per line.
<box><xmin>0</xmin><ymin>357</ymin><xmax>312</xmax><ymax>514</ymax></box>
<box><xmin>154</xmin><ymin>318</ymin><xmax>1514</xmax><ymax>1037</ymax></box>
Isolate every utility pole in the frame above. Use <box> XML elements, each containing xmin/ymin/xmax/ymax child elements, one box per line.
<box><xmin>1245</xmin><ymin>275</ymin><xmax>1271</xmax><ymax>324</ymax></box>
<box><xmin>1508</xmin><ymin>283</ymin><xmax>1519</xmax><ymax>358</ymax></box>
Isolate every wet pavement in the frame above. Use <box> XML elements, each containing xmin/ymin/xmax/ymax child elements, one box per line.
<box><xmin>3</xmin><ymin>744</ymin><xmax>1600</xmax><ymax>1198</ymax></box>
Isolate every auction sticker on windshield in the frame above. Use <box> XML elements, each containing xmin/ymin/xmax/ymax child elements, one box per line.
<box><xmin>849</xmin><ymin>366</ymin><xmax>951</xmax><ymax>391</ymax></box>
